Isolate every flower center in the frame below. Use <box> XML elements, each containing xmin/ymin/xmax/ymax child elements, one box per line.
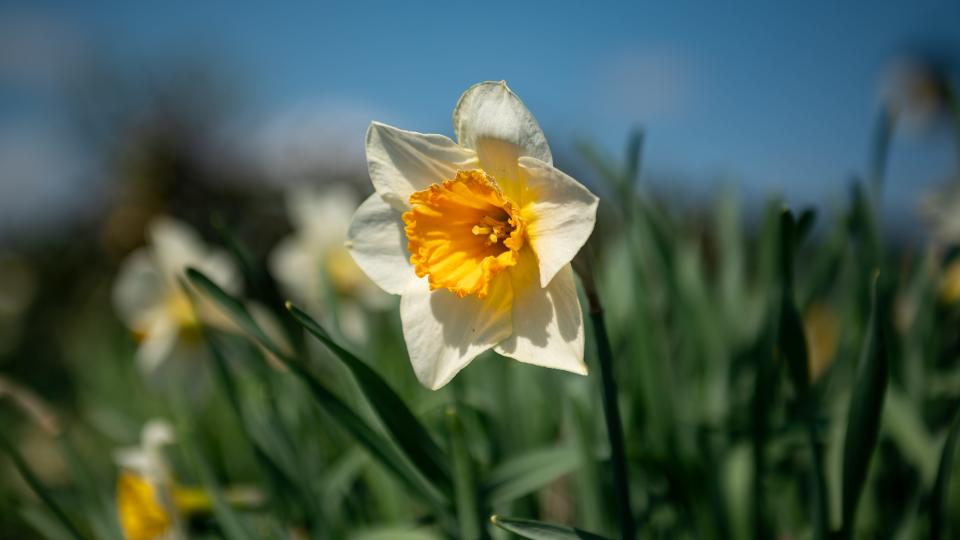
<box><xmin>403</xmin><ymin>170</ymin><xmax>525</xmax><ymax>298</ymax></box>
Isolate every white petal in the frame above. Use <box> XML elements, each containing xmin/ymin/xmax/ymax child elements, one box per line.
<box><xmin>142</xmin><ymin>419</ymin><xmax>176</xmax><ymax>449</ymax></box>
<box><xmin>518</xmin><ymin>156</ymin><xmax>599</xmax><ymax>287</ymax></box>
<box><xmin>286</xmin><ymin>185</ymin><xmax>357</xmax><ymax>248</ymax></box>
<box><xmin>148</xmin><ymin>217</ymin><xmax>207</xmax><ymax>284</ymax></box>
<box><xmin>113</xmin><ymin>248</ymin><xmax>166</xmax><ymax>328</ymax></box>
<box><xmin>195</xmin><ymin>250</ymin><xmax>241</xmax><ymax>295</ymax></box>
<box><xmin>148</xmin><ymin>217</ymin><xmax>240</xmax><ymax>294</ymax></box>
<box><xmin>495</xmin><ymin>252</ymin><xmax>586</xmax><ymax>375</ymax></box>
<box><xmin>113</xmin><ymin>447</ymin><xmax>151</xmax><ymax>472</ymax></box>
<box><xmin>136</xmin><ymin>316</ymin><xmax>178</xmax><ymax>373</ymax></box>
<box><xmin>269</xmin><ymin>234</ymin><xmax>323</xmax><ymax>304</ymax></box>
<box><xmin>453</xmin><ymin>81</ymin><xmax>552</xmax><ymax>198</ymax></box>
<box><xmin>366</xmin><ymin>122</ymin><xmax>479</xmax><ymax>209</ymax></box>
<box><xmin>346</xmin><ymin>194</ymin><xmax>419</xmax><ymax>295</ymax></box>
<box><xmin>400</xmin><ymin>275</ymin><xmax>513</xmax><ymax>390</ymax></box>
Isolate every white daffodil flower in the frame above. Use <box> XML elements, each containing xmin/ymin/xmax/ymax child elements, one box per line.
<box><xmin>114</xmin><ymin>419</ymin><xmax>188</xmax><ymax>540</ymax></box>
<box><xmin>112</xmin><ymin>217</ymin><xmax>239</xmax><ymax>375</ymax></box>
<box><xmin>269</xmin><ymin>186</ymin><xmax>389</xmax><ymax>341</ymax></box>
<box><xmin>347</xmin><ymin>81</ymin><xmax>598</xmax><ymax>389</ymax></box>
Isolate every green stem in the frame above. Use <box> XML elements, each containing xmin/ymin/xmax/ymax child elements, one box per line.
<box><xmin>868</xmin><ymin>106</ymin><xmax>895</xmax><ymax>197</ymax></box>
<box><xmin>805</xmin><ymin>419</ymin><xmax>829</xmax><ymax>539</ymax></box>
<box><xmin>578</xmin><ymin>257</ymin><xmax>634</xmax><ymax>540</ymax></box>
<box><xmin>589</xmin><ymin>309</ymin><xmax>634</xmax><ymax>540</ymax></box>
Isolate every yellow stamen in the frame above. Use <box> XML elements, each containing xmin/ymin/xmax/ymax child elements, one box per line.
<box><xmin>403</xmin><ymin>170</ymin><xmax>526</xmax><ymax>298</ymax></box>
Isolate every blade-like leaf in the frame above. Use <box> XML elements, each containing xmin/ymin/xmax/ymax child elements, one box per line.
<box><xmin>839</xmin><ymin>273</ymin><xmax>889</xmax><ymax>537</ymax></box>
<box><xmin>447</xmin><ymin>406</ymin><xmax>483</xmax><ymax>540</ymax></box>
<box><xmin>778</xmin><ymin>209</ymin><xmax>828</xmax><ymax>538</ymax></box>
<box><xmin>481</xmin><ymin>445</ymin><xmax>579</xmax><ymax>506</ymax></box>
<box><xmin>930</xmin><ymin>410</ymin><xmax>960</xmax><ymax>540</ymax></box>
<box><xmin>286</xmin><ymin>303</ymin><xmax>452</xmax><ymax>495</ymax></box>
<box><xmin>490</xmin><ymin>515</ymin><xmax>609</xmax><ymax>540</ymax></box>
<box><xmin>778</xmin><ymin>209</ymin><xmax>810</xmax><ymax>397</ymax></box>
<box><xmin>795</xmin><ymin>208</ymin><xmax>817</xmax><ymax>245</ymax></box>
<box><xmin>0</xmin><ymin>430</ymin><xmax>85</xmax><ymax>539</ymax></box>
<box><xmin>186</xmin><ymin>268</ymin><xmax>287</xmax><ymax>360</ymax></box>
<box><xmin>186</xmin><ymin>268</ymin><xmax>448</xmax><ymax>510</ymax></box>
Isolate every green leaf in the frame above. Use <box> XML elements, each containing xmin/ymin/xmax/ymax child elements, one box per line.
<box><xmin>795</xmin><ymin>208</ymin><xmax>817</xmax><ymax>245</ymax></box>
<box><xmin>186</xmin><ymin>268</ymin><xmax>448</xmax><ymax>511</ymax></box>
<box><xmin>489</xmin><ymin>515</ymin><xmax>609</xmax><ymax>540</ymax></box>
<box><xmin>0</xmin><ymin>430</ymin><xmax>85</xmax><ymax>539</ymax></box>
<box><xmin>285</xmin><ymin>303</ymin><xmax>452</xmax><ymax>495</ymax></box>
<box><xmin>778</xmin><ymin>209</ymin><xmax>810</xmax><ymax>397</ymax></box>
<box><xmin>186</xmin><ymin>268</ymin><xmax>287</xmax><ymax>360</ymax></box>
<box><xmin>481</xmin><ymin>445</ymin><xmax>579</xmax><ymax>506</ymax></box>
<box><xmin>930</xmin><ymin>410</ymin><xmax>960</xmax><ymax>540</ymax></box>
<box><xmin>569</xmin><ymin>398</ymin><xmax>606</xmax><ymax>532</ymax></box>
<box><xmin>839</xmin><ymin>273</ymin><xmax>889</xmax><ymax>537</ymax></box>
<box><xmin>778</xmin><ymin>208</ymin><xmax>828</xmax><ymax>538</ymax></box>
<box><xmin>447</xmin><ymin>406</ymin><xmax>483</xmax><ymax>540</ymax></box>
<box><xmin>181</xmin><ymin>275</ymin><xmax>319</xmax><ymax>526</ymax></box>
<box><xmin>188</xmin><ymin>445</ymin><xmax>257</xmax><ymax>540</ymax></box>
<box><xmin>749</xmin><ymin>330</ymin><xmax>779</xmax><ymax>540</ymax></box>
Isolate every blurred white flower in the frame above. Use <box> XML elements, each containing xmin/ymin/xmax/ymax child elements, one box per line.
<box><xmin>269</xmin><ymin>186</ymin><xmax>389</xmax><ymax>341</ymax></box>
<box><xmin>881</xmin><ymin>55</ymin><xmax>951</xmax><ymax>133</ymax></box>
<box><xmin>114</xmin><ymin>419</ymin><xmax>190</xmax><ymax>540</ymax></box>
<box><xmin>112</xmin><ymin>217</ymin><xmax>239</xmax><ymax>375</ymax></box>
<box><xmin>920</xmin><ymin>180</ymin><xmax>960</xmax><ymax>244</ymax></box>
<box><xmin>113</xmin><ymin>419</ymin><xmax>259</xmax><ymax>540</ymax></box>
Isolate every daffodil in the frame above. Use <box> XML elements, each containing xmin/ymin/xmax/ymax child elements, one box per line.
<box><xmin>269</xmin><ymin>186</ymin><xmax>389</xmax><ymax>341</ymax></box>
<box><xmin>112</xmin><ymin>217</ymin><xmax>239</xmax><ymax>375</ymax></box>
<box><xmin>347</xmin><ymin>81</ymin><xmax>598</xmax><ymax>389</ymax></box>
<box><xmin>114</xmin><ymin>420</ymin><xmax>206</xmax><ymax>540</ymax></box>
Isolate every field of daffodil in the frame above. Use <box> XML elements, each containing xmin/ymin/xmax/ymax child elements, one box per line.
<box><xmin>2</xmin><ymin>80</ymin><xmax>960</xmax><ymax>540</ymax></box>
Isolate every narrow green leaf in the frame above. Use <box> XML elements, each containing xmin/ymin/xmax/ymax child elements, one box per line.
<box><xmin>623</xmin><ymin>127</ymin><xmax>644</xmax><ymax>188</ymax></box>
<box><xmin>447</xmin><ymin>406</ymin><xmax>483</xmax><ymax>540</ymax></box>
<box><xmin>211</xmin><ymin>213</ymin><xmax>260</xmax><ymax>289</ymax></box>
<box><xmin>778</xmin><ymin>209</ymin><xmax>810</xmax><ymax>397</ymax></box>
<box><xmin>778</xmin><ymin>208</ymin><xmax>828</xmax><ymax>538</ymax></box>
<box><xmin>189</xmin><ymin>447</ymin><xmax>257</xmax><ymax>540</ymax></box>
<box><xmin>749</xmin><ymin>330</ymin><xmax>778</xmax><ymax>540</ymax></box>
<box><xmin>569</xmin><ymin>399</ymin><xmax>605</xmax><ymax>532</ymax></box>
<box><xmin>186</xmin><ymin>268</ymin><xmax>448</xmax><ymax>510</ymax></box>
<box><xmin>207</xmin><ymin>330</ymin><xmax>319</xmax><ymax>526</ymax></box>
<box><xmin>186</xmin><ymin>268</ymin><xmax>287</xmax><ymax>360</ymax></box>
<box><xmin>18</xmin><ymin>506</ymin><xmax>77</xmax><ymax>540</ymax></box>
<box><xmin>489</xmin><ymin>515</ymin><xmax>609</xmax><ymax>540</ymax></box>
<box><xmin>930</xmin><ymin>410</ymin><xmax>960</xmax><ymax>540</ymax></box>
<box><xmin>181</xmin><ymin>274</ymin><xmax>318</xmax><ymax>526</ymax></box>
<box><xmin>286</xmin><ymin>303</ymin><xmax>452</xmax><ymax>495</ymax></box>
<box><xmin>839</xmin><ymin>273</ymin><xmax>889</xmax><ymax>537</ymax></box>
<box><xmin>0</xmin><ymin>430</ymin><xmax>85</xmax><ymax>539</ymax></box>
<box><xmin>795</xmin><ymin>208</ymin><xmax>817</xmax><ymax>244</ymax></box>
<box><xmin>481</xmin><ymin>445</ymin><xmax>579</xmax><ymax>506</ymax></box>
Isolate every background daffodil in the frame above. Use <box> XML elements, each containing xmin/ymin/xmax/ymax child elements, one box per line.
<box><xmin>112</xmin><ymin>217</ymin><xmax>239</xmax><ymax>378</ymax></box>
<box><xmin>347</xmin><ymin>81</ymin><xmax>599</xmax><ymax>389</ymax></box>
<box><xmin>269</xmin><ymin>185</ymin><xmax>389</xmax><ymax>342</ymax></box>
<box><xmin>114</xmin><ymin>419</ymin><xmax>186</xmax><ymax>540</ymax></box>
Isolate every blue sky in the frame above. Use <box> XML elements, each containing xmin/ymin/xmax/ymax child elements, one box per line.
<box><xmin>2</xmin><ymin>1</ymin><xmax>960</xmax><ymax>230</ymax></box>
